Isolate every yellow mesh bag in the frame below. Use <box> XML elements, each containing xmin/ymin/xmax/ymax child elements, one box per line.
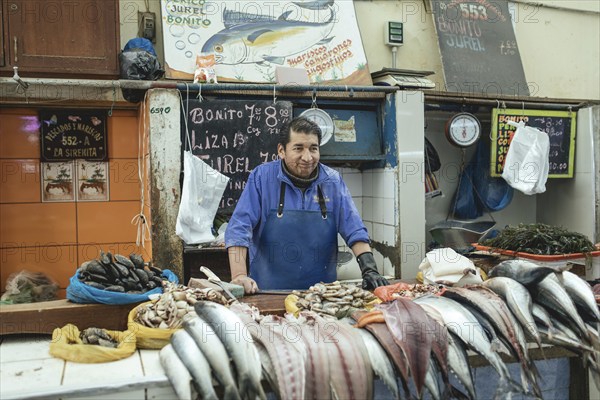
<box><xmin>49</xmin><ymin>324</ymin><xmax>136</xmax><ymax>363</ymax></box>
<box><xmin>127</xmin><ymin>301</ymin><xmax>180</xmax><ymax>349</ymax></box>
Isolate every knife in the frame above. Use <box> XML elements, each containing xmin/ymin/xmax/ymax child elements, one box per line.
<box><xmin>199</xmin><ymin>266</ymin><xmax>239</xmax><ymax>303</ymax></box>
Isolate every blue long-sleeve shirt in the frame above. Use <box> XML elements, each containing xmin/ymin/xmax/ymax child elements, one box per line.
<box><xmin>225</xmin><ymin>160</ymin><xmax>370</xmax><ymax>258</ymax></box>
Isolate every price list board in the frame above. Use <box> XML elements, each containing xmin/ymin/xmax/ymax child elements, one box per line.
<box><xmin>490</xmin><ymin>108</ymin><xmax>576</xmax><ymax>178</ymax></box>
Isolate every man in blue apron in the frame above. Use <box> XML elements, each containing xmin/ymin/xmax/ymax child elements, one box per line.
<box><xmin>225</xmin><ymin>117</ymin><xmax>388</xmax><ymax>293</ymax></box>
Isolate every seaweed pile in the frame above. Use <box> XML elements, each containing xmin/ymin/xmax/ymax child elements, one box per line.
<box><xmin>481</xmin><ymin>223</ymin><xmax>595</xmax><ymax>255</ymax></box>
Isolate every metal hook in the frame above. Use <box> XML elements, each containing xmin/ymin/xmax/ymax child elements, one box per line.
<box><xmin>273</xmin><ymin>85</ymin><xmax>277</xmax><ymax>104</ymax></box>
<box><xmin>496</xmin><ymin>100</ymin><xmax>500</xmax><ymax>109</ymax></box>
<box><xmin>501</xmin><ymin>100</ymin><xmax>507</xmax><ymax>109</ymax></box>
<box><xmin>311</xmin><ymin>88</ymin><xmax>317</xmax><ymax>108</ymax></box>
<box><xmin>349</xmin><ymin>88</ymin><xmax>354</xmax><ymax>98</ymax></box>
<box><xmin>522</xmin><ymin>101</ymin><xmax>525</xmax><ymax>116</ymax></box>
<box><xmin>197</xmin><ymin>82</ymin><xmax>203</xmax><ymax>102</ymax></box>
<box><xmin>567</xmin><ymin>105</ymin><xmax>572</xmax><ymax>116</ymax></box>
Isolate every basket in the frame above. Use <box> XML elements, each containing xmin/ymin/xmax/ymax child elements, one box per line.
<box><xmin>429</xmin><ymin>220</ymin><xmax>496</xmax><ymax>250</ymax></box>
<box><xmin>473</xmin><ymin>244</ymin><xmax>600</xmax><ymax>279</ymax></box>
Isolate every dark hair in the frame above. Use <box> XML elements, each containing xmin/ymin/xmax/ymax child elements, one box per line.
<box><xmin>278</xmin><ymin>116</ymin><xmax>322</xmax><ymax>147</ymax></box>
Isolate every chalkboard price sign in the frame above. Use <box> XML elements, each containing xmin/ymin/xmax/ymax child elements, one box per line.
<box><xmin>490</xmin><ymin>108</ymin><xmax>576</xmax><ymax>178</ymax></box>
<box><xmin>432</xmin><ymin>0</ymin><xmax>530</xmax><ymax>96</ymax></box>
<box><xmin>183</xmin><ymin>100</ymin><xmax>293</xmax><ymax>214</ymax></box>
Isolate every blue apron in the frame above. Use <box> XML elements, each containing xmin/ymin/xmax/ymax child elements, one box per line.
<box><xmin>250</xmin><ymin>182</ymin><xmax>338</xmax><ymax>290</ymax></box>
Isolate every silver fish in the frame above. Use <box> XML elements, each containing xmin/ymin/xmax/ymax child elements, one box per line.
<box><xmin>231</xmin><ymin>303</ymin><xmax>306</xmax><ymax>400</ymax></box>
<box><xmin>489</xmin><ymin>259</ymin><xmax>570</xmax><ymax>286</ymax></box>
<box><xmin>355</xmin><ymin>327</ymin><xmax>400</xmax><ymax>399</ymax></box>
<box><xmin>253</xmin><ymin>340</ymin><xmax>279</xmax><ymax>398</ymax></box>
<box><xmin>413</xmin><ymin>295</ymin><xmax>512</xmax><ymax>385</ymax></box>
<box><xmin>159</xmin><ymin>343</ymin><xmax>193</xmax><ymax>400</ymax></box>
<box><xmin>443</xmin><ymin>286</ymin><xmax>541</xmax><ymax>397</ymax></box>
<box><xmin>202</xmin><ymin>7</ymin><xmax>335</xmax><ymax>65</ymax></box>
<box><xmin>314</xmin><ymin>314</ymin><xmax>373</xmax><ymax>400</ymax></box>
<box><xmin>532</xmin><ymin>303</ymin><xmax>554</xmax><ymax>330</ymax></box>
<box><xmin>417</xmin><ymin>303</ymin><xmax>476</xmax><ymax>400</ymax></box>
<box><xmin>553</xmin><ymin>270</ymin><xmax>600</xmax><ymax>323</ymax></box>
<box><xmin>171</xmin><ymin>330</ymin><xmax>218</xmax><ymax>400</ymax></box>
<box><xmin>183</xmin><ymin>317</ymin><xmax>241</xmax><ymax>400</ymax></box>
<box><xmin>533</xmin><ymin>274</ymin><xmax>590</xmax><ymax>341</ymax></box>
<box><xmin>424</xmin><ymin>357</ymin><xmax>441</xmax><ymax>400</ymax></box>
<box><xmin>194</xmin><ymin>301</ymin><xmax>266</xmax><ymax>400</ymax></box>
<box><xmin>483</xmin><ymin>277</ymin><xmax>541</xmax><ymax>346</ymax></box>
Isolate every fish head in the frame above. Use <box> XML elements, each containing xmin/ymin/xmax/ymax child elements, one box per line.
<box><xmin>201</xmin><ymin>33</ymin><xmax>247</xmax><ymax>65</ymax></box>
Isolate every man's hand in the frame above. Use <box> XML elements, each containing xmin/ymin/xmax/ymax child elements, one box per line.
<box><xmin>357</xmin><ymin>252</ymin><xmax>389</xmax><ymax>290</ymax></box>
<box><xmin>232</xmin><ymin>274</ymin><xmax>259</xmax><ymax>294</ymax></box>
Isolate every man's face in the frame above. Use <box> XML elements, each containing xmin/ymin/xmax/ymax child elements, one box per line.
<box><xmin>278</xmin><ymin>130</ymin><xmax>320</xmax><ymax>178</ymax></box>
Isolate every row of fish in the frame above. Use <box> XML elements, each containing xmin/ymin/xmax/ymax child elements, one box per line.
<box><xmin>159</xmin><ymin>259</ymin><xmax>599</xmax><ymax>399</ymax></box>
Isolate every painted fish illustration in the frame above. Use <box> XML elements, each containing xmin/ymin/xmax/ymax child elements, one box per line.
<box><xmin>202</xmin><ymin>4</ymin><xmax>336</xmax><ymax>65</ymax></box>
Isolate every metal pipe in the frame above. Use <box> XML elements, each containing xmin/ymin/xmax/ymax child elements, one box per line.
<box><xmin>0</xmin><ymin>78</ymin><xmax>398</xmax><ymax>93</ymax></box>
<box><xmin>425</xmin><ymin>93</ymin><xmax>596</xmax><ymax>111</ymax></box>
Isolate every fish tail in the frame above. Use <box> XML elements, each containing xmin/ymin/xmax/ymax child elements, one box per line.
<box><xmin>490</xmin><ymin>338</ymin><xmax>503</xmax><ymax>352</ymax></box>
<box><xmin>223</xmin><ymin>385</ymin><xmax>242</xmax><ymax>400</ymax></box>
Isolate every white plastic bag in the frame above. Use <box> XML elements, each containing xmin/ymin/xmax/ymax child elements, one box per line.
<box><xmin>418</xmin><ymin>248</ymin><xmax>481</xmax><ymax>285</ymax></box>
<box><xmin>176</xmin><ymin>151</ymin><xmax>229</xmax><ymax>244</ymax></box>
<box><xmin>501</xmin><ymin>121</ymin><xmax>550</xmax><ymax>195</ymax></box>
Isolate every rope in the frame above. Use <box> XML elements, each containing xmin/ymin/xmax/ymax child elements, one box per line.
<box><xmin>130</xmin><ymin>90</ymin><xmax>152</xmax><ymax>247</ymax></box>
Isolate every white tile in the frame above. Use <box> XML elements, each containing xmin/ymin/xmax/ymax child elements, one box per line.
<box><xmin>0</xmin><ymin>335</ymin><xmax>53</xmax><ymax>363</ymax></box>
<box><xmin>362</xmin><ymin>170</ymin><xmax>373</xmax><ymax>196</ymax></box>
<box><xmin>373</xmin><ymin>197</ymin><xmax>385</xmax><ymax>224</ymax></box>
<box><xmin>383</xmin><ymin>169</ymin><xmax>397</xmax><ymax>199</ymax></box>
<box><xmin>372</xmin><ymin>171</ymin><xmax>385</xmax><ymax>197</ymax></box>
<box><xmin>344</xmin><ymin>172</ymin><xmax>362</xmax><ymax>197</ymax></box>
<box><xmin>352</xmin><ymin>197</ymin><xmax>363</xmax><ymax>216</ymax></box>
<box><xmin>0</xmin><ymin>357</ymin><xmax>65</xmax><ymax>396</ymax></box>
<box><xmin>362</xmin><ymin>197</ymin><xmax>373</xmax><ymax>222</ymax></box>
<box><xmin>383</xmin><ymin>225</ymin><xmax>396</xmax><ymax>247</ymax></box>
<box><xmin>383</xmin><ymin>258</ymin><xmax>394</xmax><ymax>277</ymax></box>
<box><xmin>372</xmin><ymin>223</ymin><xmax>384</xmax><ymax>243</ymax></box>
<box><xmin>382</xmin><ymin>198</ymin><xmax>395</xmax><ymax>222</ymax></box>
<box><xmin>364</xmin><ymin>222</ymin><xmax>373</xmax><ymax>236</ymax></box>
<box><xmin>373</xmin><ymin>249</ymin><xmax>384</xmax><ymax>267</ymax></box>
<box><xmin>381</xmin><ymin>199</ymin><xmax>398</xmax><ymax>225</ymax></box>
<box><xmin>62</xmin><ymin>352</ymin><xmax>143</xmax><ymax>386</ymax></box>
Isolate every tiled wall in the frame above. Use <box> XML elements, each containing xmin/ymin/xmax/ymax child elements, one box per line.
<box><xmin>334</xmin><ymin>166</ymin><xmax>398</xmax><ymax>279</ymax></box>
<box><xmin>0</xmin><ymin>108</ymin><xmax>151</xmax><ymax>298</ymax></box>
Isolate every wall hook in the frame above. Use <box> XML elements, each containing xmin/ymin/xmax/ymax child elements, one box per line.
<box><xmin>12</xmin><ymin>66</ymin><xmax>29</xmax><ymax>90</ymax></box>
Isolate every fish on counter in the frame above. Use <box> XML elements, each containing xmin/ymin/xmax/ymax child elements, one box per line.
<box><xmin>182</xmin><ymin>316</ymin><xmax>241</xmax><ymax>400</ymax></box>
<box><xmin>159</xmin><ymin>344</ymin><xmax>193</xmax><ymax>400</ymax></box>
<box><xmin>194</xmin><ymin>301</ymin><xmax>266</xmax><ymax>400</ymax></box>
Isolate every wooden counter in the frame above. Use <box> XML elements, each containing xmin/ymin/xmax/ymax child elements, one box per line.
<box><xmin>0</xmin><ymin>294</ymin><xmax>288</xmax><ymax>335</ymax></box>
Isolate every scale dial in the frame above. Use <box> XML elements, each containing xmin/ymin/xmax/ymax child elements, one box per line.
<box><xmin>445</xmin><ymin>112</ymin><xmax>481</xmax><ymax>147</ymax></box>
<box><xmin>299</xmin><ymin>108</ymin><xmax>334</xmax><ymax>146</ymax></box>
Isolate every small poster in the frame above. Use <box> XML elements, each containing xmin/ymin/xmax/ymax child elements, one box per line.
<box><xmin>76</xmin><ymin>161</ymin><xmax>110</xmax><ymax>202</ymax></box>
<box><xmin>41</xmin><ymin>162</ymin><xmax>75</xmax><ymax>202</ymax></box>
<box><xmin>40</xmin><ymin>110</ymin><xmax>108</xmax><ymax>161</ymax></box>
<box><xmin>161</xmin><ymin>0</ymin><xmax>372</xmax><ymax>85</ymax></box>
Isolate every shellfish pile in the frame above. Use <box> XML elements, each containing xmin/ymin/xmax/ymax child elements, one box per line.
<box><xmin>135</xmin><ymin>282</ymin><xmax>229</xmax><ymax>329</ymax></box>
<box><xmin>77</xmin><ymin>252</ymin><xmax>163</xmax><ymax>293</ymax></box>
<box><xmin>79</xmin><ymin>327</ymin><xmax>118</xmax><ymax>348</ymax></box>
<box><xmin>292</xmin><ymin>281</ymin><xmax>379</xmax><ymax>319</ymax></box>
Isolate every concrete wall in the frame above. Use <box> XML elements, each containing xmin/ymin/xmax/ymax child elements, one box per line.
<box><xmin>353</xmin><ymin>0</ymin><xmax>600</xmax><ymax>100</ymax></box>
